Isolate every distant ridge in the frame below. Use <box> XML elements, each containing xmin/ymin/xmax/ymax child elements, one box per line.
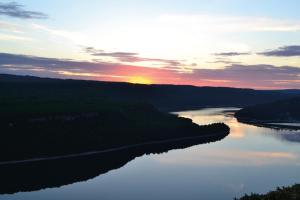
<box><xmin>1</xmin><ymin>73</ymin><xmax>299</xmax><ymax>111</ymax></box>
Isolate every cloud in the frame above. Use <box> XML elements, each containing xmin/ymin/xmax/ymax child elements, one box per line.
<box><xmin>188</xmin><ymin>64</ymin><xmax>300</xmax><ymax>89</ymax></box>
<box><xmin>160</xmin><ymin>14</ymin><xmax>300</xmax><ymax>32</ymax></box>
<box><xmin>31</xmin><ymin>23</ymin><xmax>85</xmax><ymax>43</ymax></box>
<box><xmin>0</xmin><ymin>20</ymin><xmax>21</xmax><ymax>31</ymax></box>
<box><xmin>0</xmin><ymin>53</ymin><xmax>299</xmax><ymax>89</ymax></box>
<box><xmin>259</xmin><ymin>45</ymin><xmax>300</xmax><ymax>57</ymax></box>
<box><xmin>208</xmin><ymin>56</ymin><xmax>243</xmax><ymax>65</ymax></box>
<box><xmin>84</xmin><ymin>47</ymin><xmax>184</xmax><ymax>68</ymax></box>
<box><xmin>0</xmin><ymin>1</ymin><xmax>48</xmax><ymax>19</ymax></box>
<box><xmin>85</xmin><ymin>47</ymin><xmax>138</xmax><ymax>60</ymax></box>
<box><xmin>0</xmin><ymin>53</ymin><xmax>176</xmax><ymax>82</ymax></box>
<box><xmin>214</xmin><ymin>52</ymin><xmax>251</xmax><ymax>56</ymax></box>
<box><xmin>0</xmin><ymin>53</ymin><xmax>109</xmax><ymax>71</ymax></box>
<box><xmin>207</xmin><ymin>59</ymin><xmax>242</xmax><ymax>65</ymax></box>
<box><xmin>0</xmin><ymin>33</ymin><xmax>33</xmax><ymax>41</ymax></box>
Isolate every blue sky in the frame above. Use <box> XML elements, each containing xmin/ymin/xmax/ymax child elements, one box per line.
<box><xmin>16</xmin><ymin>0</ymin><xmax>300</xmax><ymax>22</ymax></box>
<box><xmin>0</xmin><ymin>0</ymin><xmax>299</xmax><ymax>88</ymax></box>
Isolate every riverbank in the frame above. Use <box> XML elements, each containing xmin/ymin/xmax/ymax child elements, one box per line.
<box><xmin>236</xmin><ymin>119</ymin><xmax>300</xmax><ymax>130</ymax></box>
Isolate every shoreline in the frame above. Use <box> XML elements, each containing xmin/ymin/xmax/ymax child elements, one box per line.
<box><xmin>236</xmin><ymin>118</ymin><xmax>300</xmax><ymax>131</ymax></box>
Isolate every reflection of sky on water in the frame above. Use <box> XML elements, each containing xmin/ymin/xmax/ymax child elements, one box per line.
<box><xmin>155</xmin><ymin>148</ymin><xmax>297</xmax><ymax>166</ymax></box>
<box><xmin>176</xmin><ymin>108</ymin><xmax>246</xmax><ymax>139</ymax></box>
<box><xmin>2</xmin><ymin>108</ymin><xmax>300</xmax><ymax>200</ymax></box>
<box><xmin>174</xmin><ymin>108</ymin><xmax>300</xmax><ymax>167</ymax></box>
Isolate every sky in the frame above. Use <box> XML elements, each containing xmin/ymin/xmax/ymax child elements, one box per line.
<box><xmin>0</xmin><ymin>0</ymin><xmax>300</xmax><ymax>89</ymax></box>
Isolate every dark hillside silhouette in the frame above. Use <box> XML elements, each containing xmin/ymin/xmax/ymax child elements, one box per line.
<box><xmin>1</xmin><ymin>74</ymin><xmax>298</xmax><ymax>111</ymax></box>
<box><xmin>0</xmin><ymin>74</ymin><xmax>230</xmax><ymax>162</ymax></box>
<box><xmin>235</xmin><ymin>96</ymin><xmax>300</xmax><ymax>124</ymax></box>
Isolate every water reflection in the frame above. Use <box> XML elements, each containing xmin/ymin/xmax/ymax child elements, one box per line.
<box><xmin>0</xmin><ymin>133</ymin><xmax>228</xmax><ymax>195</ymax></box>
<box><xmin>178</xmin><ymin>108</ymin><xmax>245</xmax><ymax>139</ymax></box>
<box><xmin>178</xmin><ymin>108</ymin><xmax>300</xmax><ymax>144</ymax></box>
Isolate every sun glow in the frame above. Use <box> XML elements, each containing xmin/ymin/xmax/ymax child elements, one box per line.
<box><xmin>128</xmin><ymin>76</ymin><xmax>153</xmax><ymax>85</ymax></box>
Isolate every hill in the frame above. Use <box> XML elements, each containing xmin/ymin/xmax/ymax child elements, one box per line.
<box><xmin>0</xmin><ymin>74</ymin><xmax>231</xmax><ymax>162</ymax></box>
<box><xmin>235</xmin><ymin>96</ymin><xmax>300</xmax><ymax>125</ymax></box>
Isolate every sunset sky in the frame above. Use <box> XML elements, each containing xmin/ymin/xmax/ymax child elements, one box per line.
<box><xmin>0</xmin><ymin>0</ymin><xmax>300</xmax><ymax>89</ymax></box>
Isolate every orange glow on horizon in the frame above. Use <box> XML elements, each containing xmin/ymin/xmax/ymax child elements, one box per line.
<box><xmin>128</xmin><ymin>76</ymin><xmax>153</xmax><ymax>85</ymax></box>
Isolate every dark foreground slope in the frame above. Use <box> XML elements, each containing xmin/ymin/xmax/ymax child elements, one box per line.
<box><xmin>237</xmin><ymin>184</ymin><xmax>300</xmax><ymax>200</ymax></box>
<box><xmin>0</xmin><ymin>99</ymin><xmax>229</xmax><ymax>162</ymax></box>
<box><xmin>1</xmin><ymin>74</ymin><xmax>298</xmax><ymax>111</ymax></box>
<box><xmin>235</xmin><ymin>96</ymin><xmax>300</xmax><ymax>125</ymax></box>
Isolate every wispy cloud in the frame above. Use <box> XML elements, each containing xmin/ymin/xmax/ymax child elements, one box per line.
<box><xmin>159</xmin><ymin>14</ymin><xmax>300</xmax><ymax>32</ymax></box>
<box><xmin>214</xmin><ymin>52</ymin><xmax>251</xmax><ymax>57</ymax></box>
<box><xmin>0</xmin><ymin>33</ymin><xmax>33</xmax><ymax>41</ymax></box>
<box><xmin>259</xmin><ymin>45</ymin><xmax>300</xmax><ymax>57</ymax></box>
<box><xmin>207</xmin><ymin>59</ymin><xmax>242</xmax><ymax>65</ymax></box>
<box><xmin>32</xmin><ymin>23</ymin><xmax>85</xmax><ymax>43</ymax></box>
<box><xmin>84</xmin><ymin>47</ymin><xmax>185</xmax><ymax>69</ymax></box>
<box><xmin>85</xmin><ymin>47</ymin><xmax>139</xmax><ymax>61</ymax></box>
<box><xmin>0</xmin><ymin>1</ymin><xmax>47</xmax><ymax>19</ymax></box>
<box><xmin>0</xmin><ymin>20</ymin><xmax>21</xmax><ymax>31</ymax></box>
<box><xmin>188</xmin><ymin>64</ymin><xmax>300</xmax><ymax>89</ymax></box>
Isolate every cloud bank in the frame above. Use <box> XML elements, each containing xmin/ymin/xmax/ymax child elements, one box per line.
<box><xmin>0</xmin><ymin>53</ymin><xmax>299</xmax><ymax>89</ymax></box>
<box><xmin>84</xmin><ymin>47</ymin><xmax>184</xmax><ymax>67</ymax></box>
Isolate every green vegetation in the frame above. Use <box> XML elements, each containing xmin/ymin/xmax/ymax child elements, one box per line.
<box><xmin>235</xmin><ymin>96</ymin><xmax>300</xmax><ymax>124</ymax></box>
<box><xmin>0</xmin><ymin>74</ymin><xmax>230</xmax><ymax>162</ymax></box>
<box><xmin>237</xmin><ymin>184</ymin><xmax>300</xmax><ymax>200</ymax></box>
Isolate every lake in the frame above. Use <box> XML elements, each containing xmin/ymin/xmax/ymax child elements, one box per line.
<box><xmin>1</xmin><ymin>108</ymin><xmax>300</xmax><ymax>200</ymax></box>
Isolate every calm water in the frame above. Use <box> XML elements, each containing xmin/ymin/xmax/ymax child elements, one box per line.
<box><xmin>1</xmin><ymin>108</ymin><xmax>300</xmax><ymax>200</ymax></box>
